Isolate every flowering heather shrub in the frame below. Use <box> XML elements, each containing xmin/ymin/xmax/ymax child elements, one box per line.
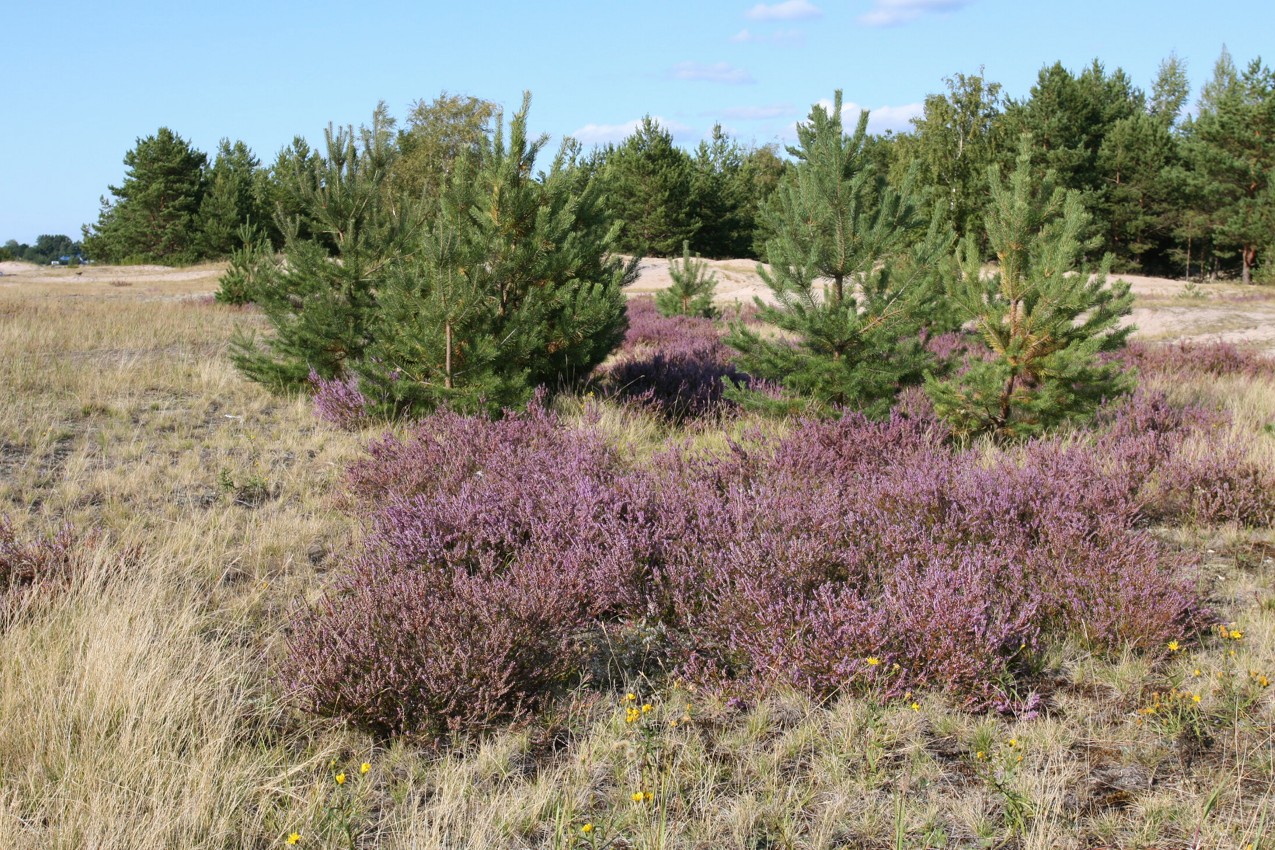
<box><xmin>644</xmin><ymin>415</ymin><xmax>1200</xmax><ymax>705</ymax></box>
<box><xmin>308</xmin><ymin>369</ymin><xmax>371</xmax><ymax>430</ymax></box>
<box><xmin>288</xmin><ymin>400</ymin><xmax>659</xmax><ymax>735</ymax></box>
<box><xmin>598</xmin><ymin>298</ymin><xmax>745</xmax><ymax>422</ymax></box>
<box><xmin>291</xmin><ymin>394</ymin><xmax>1217</xmax><ymax>735</ymax></box>
<box><xmin>0</xmin><ymin>518</ymin><xmax>85</xmax><ymax>623</ymax></box>
<box><xmin>1092</xmin><ymin>390</ymin><xmax>1275</xmax><ymax>526</ymax></box>
<box><xmin>1121</xmin><ymin>340</ymin><xmax>1275</xmax><ymax>380</ymax></box>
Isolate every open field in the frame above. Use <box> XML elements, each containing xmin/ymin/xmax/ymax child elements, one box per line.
<box><xmin>1</xmin><ymin>265</ymin><xmax>1274</xmax><ymax>848</ymax></box>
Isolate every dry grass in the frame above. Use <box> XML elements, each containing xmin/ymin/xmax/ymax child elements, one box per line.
<box><xmin>0</xmin><ymin>275</ymin><xmax>1273</xmax><ymax>848</ymax></box>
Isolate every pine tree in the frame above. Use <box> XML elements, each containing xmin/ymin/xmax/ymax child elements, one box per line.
<box><xmin>82</xmin><ymin>128</ymin><xmax>208</xmax><ymax>264</ymax></box>
<box><xmin>657</xmin><ymin>241</ymin><xmax>718</xmax><ymax>318</ymax></box>
<box><xmin>1182</xmin><ymin>53</ymin><xmax>1275</xmax><ymax>284</ymax></box>
<box><xmin>230</xmin><ymin>108</ymin><xmax>418</xmax><ymax>390</ymax></box>
<box><xmin>215</xmin><ymin>223</ymin><xmax>274</xmax><ymax>305</ymax></box>
<box><xmin>725</xmin><ymin>92</ymin><xmax>953</xmax><ymax>416</ymax></box>
<box><xmin>198</xmin><ymin>139</ymin><xmax>266</xmax><ymax>259</ymax></box>
<box><xmin>689</xmin><ymin>125</ymin><xmax>751</xmax><ymax>259</ymax></box>
<box><xmin>925</xmin><ymin>137</ymin><xmax>1133</xmax><ymax>439</ymax></box>
<box><xmin>352</xmin><ymin>94</ymin><xmax>635</xmax><ymax>415</ymax></box>
<box><xmin>601</xmin><ymin>117</ymin><xmax>699</xmax><ymax>256</ymax></box>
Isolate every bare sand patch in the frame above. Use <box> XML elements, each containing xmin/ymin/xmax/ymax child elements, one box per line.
<box><xmin>4</xmin><ymin>258</ymin><xmax>1271</xmax><ymax>352</ymax></box>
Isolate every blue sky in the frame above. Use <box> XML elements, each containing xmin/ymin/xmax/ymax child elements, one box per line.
<box><xmin>3</xmin><ymin>0</ymin><xmax>1273</xmax><ymax>243</ymax></box>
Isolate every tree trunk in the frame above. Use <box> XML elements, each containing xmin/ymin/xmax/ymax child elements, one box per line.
<box><xmin>1242</xmin><ymin>243</ymin><xmax>1256</xmax><ymax>284</ymax></box>
<box><xmin>444</xmin><ymin>322</ymin><xmax>453</xmax><ymax>390</ymax></box>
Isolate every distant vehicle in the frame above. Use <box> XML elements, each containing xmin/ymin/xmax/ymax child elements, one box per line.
<box><xmin>52</xmin><ymin>254</ymin><xmax>87</xmax><ymax>266</ymax></box>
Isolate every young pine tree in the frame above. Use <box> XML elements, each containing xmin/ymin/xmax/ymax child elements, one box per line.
<box><xmin>725</xmin><ymin>92</ymin><xmax>952</xmax><ymax>416</ymax></box>
<box><xmin>925</xmin><ymin>137</ymin><xmax>1133</xmax><ymax>439</ymax></box>
<box><xmin>656</xmin><ymin>241</ymin><xmax>718</xmax><ymax>318</ymax></box>
<box><xmin>230</xmin><ymin>109</ymin><xmax>419</xmax><ymax>390</ymax></box>
<box><xmin>215</xmin><ymin>223</ymin><xmax>274</xmax><ymax>305</ymax></box>
<box><xmin>357</xmin><ymin>94</ymin><xmax>635</xmax><ymax>415</ymax></box>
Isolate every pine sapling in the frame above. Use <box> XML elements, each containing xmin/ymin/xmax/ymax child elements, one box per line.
<box><xmin>656</xmin><ymin>241</ymin><xmax>719</xmax><ymax>318</ymax></box>
<box><xmin>725</xmin><ymin>91</ymin><xmax>952</xmax><ymax>416</ymax></box>
<box><xmin>925</xmin><ymin>136</ymin><xmax>1134</xmax><ymax>439</ymax></box>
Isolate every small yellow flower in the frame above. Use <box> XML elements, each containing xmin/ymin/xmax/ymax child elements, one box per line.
<box><xmin>1192</xmin><ymin>693</ymin><xmax>1202</xmax><ymax>703</ymax></box>
<box><xmin>335</xmin><ymin>773</ymin><xmax>346</xmax><ymax>785</ymax></box>
<box><xmin>644</xmin><ymin>791</ymin><xmax>654</xmax><ymax>801</ymax></box>
<box><xmin>669</xmin><ymin>720</ymin><xmax>679</xmax><ymax>728</ymax></box>
<box><xmin>631</xmin><ymin>791</ymin><xmax>646</xmax><ymax>803</ymax></box>
<box><xmin>1194</xmin><ymin>668</ymin><xmax>1202</xmax><ymax>677</ymax></box>
<box><xmin>641</xmin><ymin>703</ymin><xmax>652</xmax><ymax>713</ymax></box>
<box><xmin>975</xmin><ymin>750</ymin><xmax>986</xmax><ymax>761</ymax></box>
<box><xmin>1008</xmin><ymin>738</ymin><xmax>1018</xmax><ymax>748</ymax></box>
<box><xmin>1167</xmin><ymin>640</ymin><xmax>1180</xmax><ymax>652</ymax></box>
<box><xmin>1259</xmin><ymin>675</ymin><xmax>1271</xmax><ymax>688</ymax></box>
<box><xmin>910</xmin><ymin>702</ymin><xmax>920</xmax><ymax>711</ymax></box>
<box><xmin>1230</xmin><ymin>629</ymin><xmax>1244</xmax><ymax>640</ymax></box>
<box><xmin>360</xmin><ymin>762</ymin><xmax>371</xmax><ymax>775</ymax></box>
<box><xmin>866</xmin><ymin>657</ymin><xmax>881</xmax><ymax>667</ymax></box>
<box><xmin>286</xmin><ymin>833</ymin><xmax>301</xmax><ymax>846</ymax></box>
<box><xmin>624</xmin><ymin>693</ymin><xmax>637</xmax><ymax>702</ymax></box>
<box><xmin>581</xmin><ymin>823</ymin><xmax>594</xmax><ymax>834</ymax></box>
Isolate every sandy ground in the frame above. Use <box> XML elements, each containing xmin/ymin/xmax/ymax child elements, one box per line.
<box><xmin>4</xmin><ymin>258</ymin><xmax>1273</xmax><ymax>352</ymax></box>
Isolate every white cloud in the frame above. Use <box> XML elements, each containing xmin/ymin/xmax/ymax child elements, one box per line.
<box><xmin>670</xmin><ymin>61</ymin><xmax>756</xmax><ymax>85</ymax></box>
<box><xmin>718</xmin><ymin>104</ymin><xmax>795</xmax><ymax>120</ymax></box>
<box><xmin>730</xmin><ymin>27</ymin><xmax>805</xmax><ymax>44</ymax></box>
<box><xmin>790</xmin><ymin>99</ymin><xmax>923</xmax><ymax>136</ymax></box>
<box><xmin>858</xmin><ymin>0</ymin><xmax>971</xmax><ymax>27</ymax></box>
<box><xmin>570</xmin><ymin>116</ymin><xmax>694</xmax><ymax>146</ymax></box>
<box><xmin>744</xmin><ymin>0</ymin><xmax>822</xmax><ymax>21</ymax></box>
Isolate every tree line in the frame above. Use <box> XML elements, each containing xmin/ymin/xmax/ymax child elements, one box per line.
<box><xmin>77</xmin><ymin>47</ymin><xmax>1274</xmax><ymax>284</ymax></box>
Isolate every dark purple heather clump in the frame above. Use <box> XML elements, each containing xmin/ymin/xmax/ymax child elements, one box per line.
<box><xmin>599</xmin><ymin>298</ymin><xmax>746</xmax><ymax>423</ymax></box>
<box><xmin>285</xmin><ymin>392</ymin><xmax>1231</xmax><ymax>737</ymax></box>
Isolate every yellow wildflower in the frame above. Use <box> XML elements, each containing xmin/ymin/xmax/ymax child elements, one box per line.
<box><xmin>866</xmin><ymin>657</ymin><xmax>881</xmax><ymax>667</ymax></box>
<box><xmin>1008</xmin><ymin>738</ymin><xmax>1018</xmax><ymax>748</ymax></box>
<box><xmin>1231</xmin><ymin>629</ymin><xmax>1244</xmax><ymax>640</ymax></box>
<box><xmin>1194</xmin><ymin>668</ymin><xmax>1202</xmax><ymax>677</ymax></box>
<box><xmin>335</xmin><ymin>773</ymin><xmax>346</xmax><ymax>785</ymax></box>
<box><xmin>360</xmin><ymin>762</ymin><xmax>371</xmax><ymax>775</ymax></box>
<box><xmin>1167</xmin><ymin>640</ymin><xmax>1180</xmax><ymax>652</ymax></box>
<box><xmin>581</xmin><ymin>823</ymin><xmax>594</xmax><ymax>834</ymax></box>
<box><xmin>624</xmin><ymin>693</ymin><xmax>637</xmax><ymax>702</ymax></box>
<box><xmin>631</xmin><ymin>791</ymin><xmax>646</xmax><ymax>803</ymax></box>
<box><xmin>641</xmin><ymin>703</ymin><xmax>652</xmax><ymax>713</ymax></box>
<box><xmin>975</xmin><ymin>750</ymin><xmax>986</xmax><ymax>761</ymax></box>
<box><xmin>1192</xmin><ymin>693</ymin><xmax>1202</xmax><ymax>704</ymax></box>
<box><xmin>910</xmin><ymin>702</ymin><xmax>920</xmax><ymax>712</ymax></box>
<box><xmin>286</xmin><ymin>833</ymin><xmax>301</xmax><ymax>846</ymax></box>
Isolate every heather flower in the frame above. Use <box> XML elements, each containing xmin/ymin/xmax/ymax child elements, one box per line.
<box><xmin>308</xmin><ymin>369</ymin><xmax>371</xmax><ymax>430</ymax></box>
